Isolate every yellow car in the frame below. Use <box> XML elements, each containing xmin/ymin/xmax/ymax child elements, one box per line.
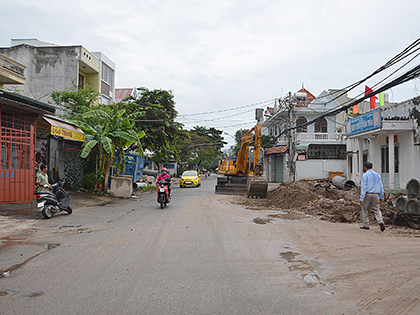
<box><xmin>180</xmin><ymin>170</ymin><xmax>201</xmax><ymax>188</ymax></box>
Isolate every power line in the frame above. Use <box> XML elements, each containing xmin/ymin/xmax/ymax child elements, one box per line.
<box><xmin>266</xmin><ymin>59</ymin><xmax>420</xmax><ymax>147</ymax></box>
<box><xmin>177</xmin><ymin>98</ymin><xmax>276</xmax><ymax>117</ymax></box>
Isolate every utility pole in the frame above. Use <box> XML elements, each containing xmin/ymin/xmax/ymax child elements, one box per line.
<box><xmin>286</xmin><ymin>91</ymin><xmax>307</xmax><ymax>183</ymax></box>
<box><xmin>286</xmin><ymin>92</ymin><xmax>296</xmax><ymax>182</ymax></box>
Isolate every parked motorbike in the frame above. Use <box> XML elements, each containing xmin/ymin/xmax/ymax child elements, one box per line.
<box><xmin>34</xmin><ymin>181</ymin><xmax>72</xmax><ymax>219</ymax></box>
<box><xmin>157</xmin><ymin>178</ymin><xmax>171</xmax><ymax>209</ymax></box>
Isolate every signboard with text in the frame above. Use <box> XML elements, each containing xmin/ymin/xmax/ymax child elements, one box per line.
<box><xmin>51</xmin><ymin>126</ymin><xmax>86</xmax><ymax>142</ymax></box>
<box><xmin>346</xmin><ymin>108</ymin><xmax>382</xmax><ymax>136</ymax></box>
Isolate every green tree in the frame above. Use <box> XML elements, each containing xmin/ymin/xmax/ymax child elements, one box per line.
<box><xmin>179</xmin><ymin>126</ymin><xmax>226</xmax><ymax>171</ymax></box>
<box><xmin>70</xmin><ymin>104</ymin><xmax>145</xmax><ymax>191</ymax></box>
<box><xmin>51</xmin><ymin>86</ymin><xmax>99</xmax><ymax>120</ymax></box>
<box><xmin>125</xmin><ymin>87</ymin><xmax>189</xmax><ymax>163</ymax></box>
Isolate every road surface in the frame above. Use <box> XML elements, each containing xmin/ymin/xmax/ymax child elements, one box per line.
<box><xmin>1</xmin><ymin>176</ymin><xmax>349</xmax><ymax>314</ymax></box>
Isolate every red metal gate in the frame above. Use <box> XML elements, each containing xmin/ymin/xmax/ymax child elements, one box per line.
<box><xmin>0</xmin><ymin>105</ymin><xmax>36</xmax><ymax>204</ymax></box>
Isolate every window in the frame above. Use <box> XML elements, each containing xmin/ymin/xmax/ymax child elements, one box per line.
<box><xmin>1</xmin><ymin>105</ymin><xmax>35</xmax><ymax>170</ymax></box>
<box><xmin>307</xmin><ymin>144</ymin><xmax>346</xmax><ymax>160</ymax></box>
<box><xmin>314</xmin><ymin>117</ymin><xmax>327</xmax><ymax>133</ymax></box>
<box><xmin>296</xmin><ymin>116</ymin><xmax>307</xmax><ymax>133</ymax></box>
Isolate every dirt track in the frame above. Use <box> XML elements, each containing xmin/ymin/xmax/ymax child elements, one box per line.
<box><xmin>230</xmin><ymin>180</ymin><xmax>420</xmax><ymax>314</ymax></box>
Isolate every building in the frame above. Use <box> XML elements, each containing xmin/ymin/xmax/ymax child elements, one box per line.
<box><xmin>1</xmin><ymin>51</ymin><xmax>87</xmax><ymax>204</ymax></box>
<box><xmin>262</xmin><ymin>88</ymin><xmax>350</xmax><ymax>182</ymax></box>
<box><xmin>346</xmin><ymin>96</ymin><xmax>420</xmax><ymax>190</ymax></box>
<box><xmin>0</xmin><ymin>89</ymin><xmax>56</xmax><ymax>203</ymax></box>
<box><xmin>0</xmin><ymin>39</ymin><xmax>115</xmax><ymax>114</ymax></box>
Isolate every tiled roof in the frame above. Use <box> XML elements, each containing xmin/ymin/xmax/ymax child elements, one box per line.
<box><xmin>265</xmin><ymin>146</ymin><xmax>288</xmax><ymax>155</ymax></box>
<box><xmin>296</xmin><ymin>88</ymin><xmax>316</xmax><ymax>107</ymax></box>
<box><xmin>115</xmin><ymin>88</ymin><xmax>133</xmax><ymax>100</ymax></box>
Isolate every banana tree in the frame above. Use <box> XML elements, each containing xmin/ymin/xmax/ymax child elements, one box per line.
<box><xmin>70</xmin><ymin>104</ymin><xmax>145</xmax><ymax>192</ymax></box>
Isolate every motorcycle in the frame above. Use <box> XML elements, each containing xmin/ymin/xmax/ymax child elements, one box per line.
<box><xmin>157</xmin><ymin>178</ymin><xmax>171</xmax><ymax>209</ymax></box>
<box><xmin>34</xmin><ymin>181</ymin><xmax>72</xmax><ymax>219</ymax></box>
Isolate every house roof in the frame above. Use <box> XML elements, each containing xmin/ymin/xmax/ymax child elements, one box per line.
<box><xmin>115</xmin><ymin>88</ymin><xmax>134</xmax><ymax>101</ymax></box>
<box><xmin>296</xmin><ymin>88</ymin><xmax>316</xmax><ymax>107</ymax></box>
<box><xmin>0</xmin><ymin>89</ymin><xmax>55</xmax><ymax>115</ymax></box>
<box><xmin>265</xmin><ymin>146</ymin><xmax>288</xmax><ymax>155</ymax></box>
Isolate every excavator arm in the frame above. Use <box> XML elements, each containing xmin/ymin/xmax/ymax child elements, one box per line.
<box><xmin>216</xmin><ymin>123</ymin><xmax>268</xmax><ymax>198</ymax></box>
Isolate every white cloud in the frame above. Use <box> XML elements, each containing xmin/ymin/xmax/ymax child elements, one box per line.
<box><xmin>1</xmin><ymin>0</ymin><xmax>420</xmax><ymax>147</ymax></box>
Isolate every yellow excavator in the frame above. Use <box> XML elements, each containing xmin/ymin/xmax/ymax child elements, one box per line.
<box><xmin>215</xmin><ymin>123</ymin><xmax>268</xmax><ymax>198</ymax></box>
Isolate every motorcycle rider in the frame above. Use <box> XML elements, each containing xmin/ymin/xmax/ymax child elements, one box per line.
<box><xmin>36</xmin><ymin>164</ymin><xmax>51</xmax><ymax>192</ymax></box>
<box><xmin>156</xmin><ymin>167</ymin><xmax>172</xmax><ymax>197</ymax></box>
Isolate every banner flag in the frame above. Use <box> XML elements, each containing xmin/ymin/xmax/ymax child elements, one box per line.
<box><xmin>365</xmin><ymin>85</ymin><xmax>378</xmax><ymax>110</ymax></box>
<box><xmin>379</xmin><ymin>91</ymin><xmax>385</xmax><ymax>106</ymax></box>
<box><xmin>352</xmin><ymin>104</ymin><xmax>359</xmax><ymax>114</ymax></box>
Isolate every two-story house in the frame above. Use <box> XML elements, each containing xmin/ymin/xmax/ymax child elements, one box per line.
<box><xmin>0</xmin><ymin>38</ymin><xmax>116</xmax><ymax>112</ymax></box>
<box><xmin>262</xmin><ymin>87</ymin><xmax>351</xmax><ymax>182</ymax></box>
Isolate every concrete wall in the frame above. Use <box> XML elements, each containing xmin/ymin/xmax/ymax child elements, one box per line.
<box><xmin>0</xmin><ymin>45</ymin><xmax>80</xmax><ymax>111</ymax></box>
<box><xmin>296</xmin><ymin>159</ymin><xmax>347</xmax><ymax>180</ymax></box>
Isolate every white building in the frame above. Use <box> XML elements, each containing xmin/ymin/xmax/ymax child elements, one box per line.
<box><xmin>346</xmin><ymin>96</ymin><xmax>420</xmax><ymax>190</ymax></box>
<box><xmin>262</xmin><ymin>88</ymin><xmax>352</xmax><ymax>182</ymax></box>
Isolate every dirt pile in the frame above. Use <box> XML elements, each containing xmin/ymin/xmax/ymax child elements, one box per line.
<box><xmin>238</xmin><ymin>180</ymin><xmax>420</xmax><ymax>229</ymax></box>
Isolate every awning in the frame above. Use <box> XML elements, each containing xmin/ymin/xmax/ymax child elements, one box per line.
<box><xmin>265</xmin><ymin>146</ymin><xmax>288</xmax><ymax>155</ymax></box>
<box><xmin>38</xmin><ymin>115</ymin><xmax>85</xmax><ymax>142</ymax></box>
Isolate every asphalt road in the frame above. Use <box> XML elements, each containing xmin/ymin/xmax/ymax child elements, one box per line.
<box><xmin>0</xmin><ymin>176</ymin><xmax>343</xmax><ymax>314</ymax></box>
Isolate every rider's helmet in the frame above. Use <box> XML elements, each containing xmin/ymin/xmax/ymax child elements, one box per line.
<box><xmin>161</xmin><ymin>167</ymin><xmax>168</xmax><ymax>173</ymax></box>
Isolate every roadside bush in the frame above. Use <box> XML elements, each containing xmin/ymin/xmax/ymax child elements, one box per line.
<box><xmin>83</xmin><ymin>173</ymin><xmax>97</xmax><ymax>191</ymax></box>
<box><xmin>64</xmin><ymin>157</ymin><xmax>83</xmax><ymax>191</ymax></box>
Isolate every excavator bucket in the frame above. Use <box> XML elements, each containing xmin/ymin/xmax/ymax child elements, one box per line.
<box><xmin>215</xmin><ymin>176</ymin><xmax>247</xmax><ymax>195</ymax></box>
<box><xmin>246</xmin><ymin>174</ymin><xmax>268</xmax><ymax>198</ymax></box>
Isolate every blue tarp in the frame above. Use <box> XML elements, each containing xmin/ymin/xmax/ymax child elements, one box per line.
<box><xmin>114</xmin><ymin>154</ymin><xmax>148</xmax><ymax>182</ymax></box>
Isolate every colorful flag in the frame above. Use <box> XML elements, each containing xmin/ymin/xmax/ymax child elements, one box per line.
<box><xmin>379</xmin><ymin>91</ymin><xmax>385</xmax><ymax>106</ymax></box>
<box><xmin>365</xmin><ymin>85</ymin><xmax>378</xmax><ymax>110</ymax></box>
<box><xmin>352</xmin><ymin>104</ymin><xmax>359</xmax><ymax>114</ymax></box>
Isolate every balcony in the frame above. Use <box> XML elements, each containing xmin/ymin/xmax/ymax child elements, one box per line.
<box><xmin>0</xmin><ymin>53</ymin><xmax>26</xmax><ymax>88</ymax></box>
<box><xmin>275</xmin><ymin>132</ymin><xmax>345</xmax><ymax>143</ymax></box>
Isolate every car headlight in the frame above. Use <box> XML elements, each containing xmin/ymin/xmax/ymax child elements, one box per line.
<box><xmin>194</xmin><ymin>177</ymin><xmax>198</xmax><ymax>181</ymax></box>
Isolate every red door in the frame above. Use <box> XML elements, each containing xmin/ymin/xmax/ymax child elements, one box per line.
<box><xmin>0</xmin><ymin>106</ymin><xmax>36</xmax><ymax>204</ymax></box>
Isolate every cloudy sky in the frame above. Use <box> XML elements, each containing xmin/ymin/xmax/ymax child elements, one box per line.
<box><xmin>2</xmin><ymin>0</ymin><xmax>420</xmax><ymax>147</ymax></box>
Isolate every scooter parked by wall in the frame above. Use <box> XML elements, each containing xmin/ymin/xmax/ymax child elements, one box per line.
<box><xmin>34</xmin><ymin>181</ymin><xmax>72</xmax><ymax>219</ymax></box>
<box><xmin>157</xmin><ymin>178</ymin><xmax>171</xmax><ymax>209</ymax></box>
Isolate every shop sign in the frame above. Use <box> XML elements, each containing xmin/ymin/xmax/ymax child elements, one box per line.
<box><xmin>36</xmin><ymin>119</ymin><xmax>51</xmax><ymax>133</ymax></box>
<box><xmin>346</xmin><ymin>108</ymin><xmax>382</xmax><ymax>136</ymax></box>
<box><xmin>297</xmin><ymin>154</ymin><xmax>306</xmax><ymax>161</ymax></box>
<box><xmin>51</xmin><ymin>126</ymin><xmax>86</xmax><ymax>142</ymax></box>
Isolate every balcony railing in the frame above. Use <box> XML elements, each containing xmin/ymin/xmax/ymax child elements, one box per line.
<box><xmin>0</xmin><ymin>54</ymin><xmax>25</xmax><ymax>77</ymax></box>
<box><xmin>0</xmin><ymin>53</ymin><xmax>26</xmax><ymax>86</ymax></box>
<box><xmin>275</xmin><ymin>132</ymin><xmax>344</xmax><ymax>142</ymax></box>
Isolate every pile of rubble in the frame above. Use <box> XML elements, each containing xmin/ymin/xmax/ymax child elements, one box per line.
<box><xmin>237</xmin><ymin>179</ymin><xmax>420</xmax><ymax>229</ymax></box>
<box><xmin>133</xmin><ymin>175</ymin><xmax>156</xmax><ymax>189</ymax></box>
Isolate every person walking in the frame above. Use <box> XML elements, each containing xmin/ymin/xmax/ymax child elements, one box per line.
<box><xmin>36</xmin><ymin>164</ymin><xmax>51</xmax><ymax>192</ymax></box>
<box><xmin>360</xmin><ymin>161</ymin><xmax>385</xmax><ymax>231</ymax></box>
